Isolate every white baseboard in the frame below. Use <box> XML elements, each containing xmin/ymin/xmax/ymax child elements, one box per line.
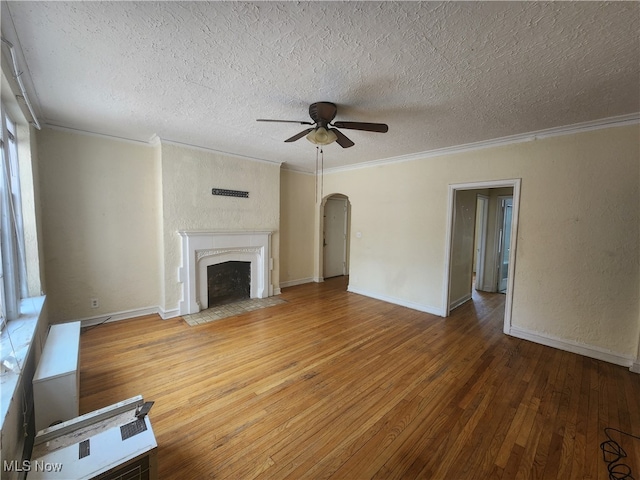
<box><xmin>78</xmin><ymin>291</ymin><xmax>292</xmax><ymax>324</ymax></box>
<box><xmin>280</xmin><ymin>277</ymin><xmax>316</xmax><ymax>288</ymax></box>
<box><xmin>508</xmin><ymin>326</ymin><xmax>635</xmax><ymax>370</ymax></box>
<box><xmin>631</xmin><ymin>361</ymin><xmax>640</xmax><ymax>374</ymax></box>
<box><xmin>280</xmin><ymin>277</ymin><xmax>314</xmax><ymax>288</ymax></box>
<box><xmin>449</xmin><ymin>293</ymin><xmax>472</xmax><ymax>311</ymax></box>
<box><xmin>347</xmin><ymin>286</ymin><xmax>444</xmax><ymax>317</ymax></box>
<box><xmin>158</xmin><ymin>307</ymin><xmax>180</xmax><ymax>319</ymax></box>
<box><xmin>78</xmin><ymin>306</ymin><xmax>161</xmax><ymax>327</ymax></box>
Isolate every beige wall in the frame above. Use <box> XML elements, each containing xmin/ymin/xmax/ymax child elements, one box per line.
<box><xmin>321</xmin><ymin>125</ymin><xmax>640</xmax><ymax>359</ymax></box>
<box><xmin>159</xmin><ymin>143</ymin><xmax>281</xmax><ymax>312</ymax></box>
<box><xmin>37</xmin><ymin>128</ymin><xmax>162</xmax><ymax>321</ymax></box>
<box><xmin>280</xmin><ymin>169</ymin><xmax>315</xmax><ymax>286</ymax></box>
<box><xmin>36</xmin><ymin>130</ymin><xmax>281</xmax><ymax>320</ymax></box>
<box><xmin>33</xmin><ymin>123</ymin><xmax>640</xmax><ymax>365</ymax></box>
<box><xmin>321</xmin><ymin>161</ymin><xmax>450</xmax><ymax>313</ymax></box>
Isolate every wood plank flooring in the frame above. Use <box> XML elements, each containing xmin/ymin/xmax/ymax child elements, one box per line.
<box><xmin>80</xmin><ymin>277</ymin><xmax>640</xmax><ymax>479</ymax></box>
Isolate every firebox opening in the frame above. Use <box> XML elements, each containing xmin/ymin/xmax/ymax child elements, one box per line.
<box><xmin>207</xmin><ymin>261</ymin><xmax>251</xmax><ymax>307</ymax></box>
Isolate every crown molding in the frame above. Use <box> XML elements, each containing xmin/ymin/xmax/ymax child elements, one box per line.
<box><xmin>44</xmin><ymin>123</ymin><xmax>153</xmax><ymax>146</ymax></box>
<box><xmin>158</xmin><ymin>137</ymin><xmax>283</xmax><ymax>167</ymax></box>
<box><xmin>42</xmin><ymin>124</ymin><xmax>283</xmax><ymax>167</ymax></box>
<box><xmin>280</xmin><ymin>163</ymin><xmax>316</xmax><ymax>175</ymax></box>
<box><xmin>43</xmin><ymin>112</ymin><xmax>639</xmax><ymax>175</ymax></box>
<box><xmin>148</xmin><ymin>133</ymin><xmax>161</xmax><ymax>146</ymax></box>
<box><xmin>324</xmin><ymin>112</ymin><xmax>640</xmax><ymax>175</ymax></box>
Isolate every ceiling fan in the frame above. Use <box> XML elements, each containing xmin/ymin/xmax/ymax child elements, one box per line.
<box><xmin>257</xmin><ymin>102</ymin><xmax>388</xmax><ymax>148</ymax></box>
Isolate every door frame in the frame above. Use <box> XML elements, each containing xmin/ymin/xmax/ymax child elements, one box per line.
<box><xmin>323</xmin><ymin>196</ymin><xmax>348</xmax><ymax>278</ymax></box>
<box><xmin>443</xmin><ymin>179</ymin><xmax>521</xmax><ymax>334</ymax></box>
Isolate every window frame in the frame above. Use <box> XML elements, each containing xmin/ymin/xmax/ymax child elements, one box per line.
<box><xmin>0</xmin><ymin>104</ymin><xmax>27</xmax><ymax>328</ymax></box>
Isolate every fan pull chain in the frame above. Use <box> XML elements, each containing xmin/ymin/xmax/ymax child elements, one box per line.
<box><xmin>320</xmin><ymin>147</ymin><xmax>324</xmax><ymax>202</ymax></box>
<box><xmin>315</xmin><ymin>146</ymin><xmax>319</xmax><ymax>203</ymax></box>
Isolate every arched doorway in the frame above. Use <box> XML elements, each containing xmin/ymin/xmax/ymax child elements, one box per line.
<box><xmin>321</xmin><ymin>194</ymin><xmax>350</xmax><ymax>280</ymax></box>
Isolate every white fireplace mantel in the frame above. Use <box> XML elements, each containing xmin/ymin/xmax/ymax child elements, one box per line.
<box><xmin>178</xmin><ymin>230</ymin><xmax>272</xmax><ymax>315</ymax></box>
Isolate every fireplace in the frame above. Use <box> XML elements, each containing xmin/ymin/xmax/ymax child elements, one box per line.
<box><xmin>178</xmin><ymin>231</ymin><xmax>272</xmax><ymax>315</ymax></box>
<box><xmin>207</xmin><ymin>261</ymin><xmax>251</xmax><ymax>306</ymax></box>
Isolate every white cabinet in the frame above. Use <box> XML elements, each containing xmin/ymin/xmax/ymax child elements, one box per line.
<box><xmin>32</xmin><ymin>321</ymin><xmax>80</xmax><ymax>432</ymax></box>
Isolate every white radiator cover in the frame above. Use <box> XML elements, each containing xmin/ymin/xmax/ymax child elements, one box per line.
<box><xmin>33</xmin><ymin>321</ymin><xmax>80</xmax><ymax>432</ymax></box>
<box><xmin>29</xmin><ymin>396</ymin><xmax>157</xmax><ymax>480</ymax></box>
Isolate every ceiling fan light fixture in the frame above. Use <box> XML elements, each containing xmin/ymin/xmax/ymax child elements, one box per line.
<box><xmin>306</xmin><ymin>127</ymin><xmax>337</xmax><ymax>145</ymax></box>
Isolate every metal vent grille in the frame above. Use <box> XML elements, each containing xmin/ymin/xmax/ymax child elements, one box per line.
<box><xmin>212</xmin><ymin>188</ymin><xmax>249</xmax><ymax>198</ymax></box>
<box><xmin>79</xmin><ymin>439</ymin><xmax>90</xmax><ymax>459</ymax></box>
<box><xmin>91</xmin><ymin>454</ymin><xmax>151</xmax><ymax>480</ymax></box>
<box><xmin>120</xmin><ymin>418</ymin><xmax>147</xmax><ymax>441</ymax></box>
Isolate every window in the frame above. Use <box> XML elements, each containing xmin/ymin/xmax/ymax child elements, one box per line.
<box><xmin>0</xmin><ymin>104</ymin><xmax>27</xmax><ymax>329</ymax></box>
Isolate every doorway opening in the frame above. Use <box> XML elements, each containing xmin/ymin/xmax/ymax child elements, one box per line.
<box><xmin>443</xmin><ymin>179</ymin><xmax>521</xmax><ymax>334</ymax></box>
<box><xmin>321</xmin><ymin>194</ymin><xmax>350</xmax><ymax>281</ymax></box>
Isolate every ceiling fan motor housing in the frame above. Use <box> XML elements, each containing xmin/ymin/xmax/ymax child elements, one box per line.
<box><xmin>309</xmin><ymin>102</ymin><xmax>337</xmax><ymax>128</ymax></box>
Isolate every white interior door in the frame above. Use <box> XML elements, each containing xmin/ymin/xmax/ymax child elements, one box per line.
<box><xmin>323</xmin><ymin>197</ymin><xmax>347</xmax><ymax>278</ymax></box>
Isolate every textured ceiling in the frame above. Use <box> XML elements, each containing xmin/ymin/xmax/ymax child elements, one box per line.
<box><xmin>3</xmin><ymin>1</ymin><xmax>639</xmax><ymax>171</ymax></box>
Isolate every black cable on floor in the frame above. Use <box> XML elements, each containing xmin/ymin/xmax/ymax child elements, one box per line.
<box><xmin>601</xmin><ymin>427</ymin><xmax>640</xmax><ymax>480</ymax></box>
<box><xmin>81</xmin><ymin>316</ymin><xmax>112</xmax><ymax>333</ymax></box>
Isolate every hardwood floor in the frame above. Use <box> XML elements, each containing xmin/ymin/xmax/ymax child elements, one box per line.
<box><xmin>80</xmin><ymin>277</ymin><xmax>640</xmax><ymax>479</ymax></box>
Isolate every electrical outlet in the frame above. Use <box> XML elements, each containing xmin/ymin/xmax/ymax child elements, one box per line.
<box><xmin>90</xmin><ymin>298</ymin><xmax>99</xmax><ymax>309</ymax></box>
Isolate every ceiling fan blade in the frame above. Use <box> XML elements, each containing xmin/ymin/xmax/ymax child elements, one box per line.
<box><xmin>332</xmin><ymin>121</ymin><xmax>388</xmax><ymax>133</ymax></box>
<box><xmin>331</xmin><ymin>128</ymin><xmax>355</xmax><ymax>148</ymax></box>
<box><xmin>257</xmin><ymin>119</ymin><xmax>314</xmax><ymax>125</ymax></box>
<box><xmin>284</xmin><ymin>128</ymin><xmax>314</xmax><ymax>143</ymax></box>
